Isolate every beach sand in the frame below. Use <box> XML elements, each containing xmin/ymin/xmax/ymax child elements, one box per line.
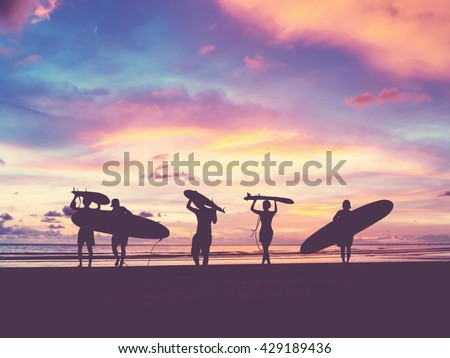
<box><xmin>1</xmin><ymin>262</ymin><xmax>449</xmax><ymax>338</ymax></box>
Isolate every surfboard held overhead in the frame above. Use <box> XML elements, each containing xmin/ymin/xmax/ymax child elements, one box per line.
<box><xmin>244</xmin><ymin>193</ymin><xmax>294</xmax><ymax>204</ymax></box>
<box><xmin>71</xmin><ymin>189</ymin><xmax>110</xmax><ymax>206</ymax></box>
<box><xmin>184</xmin><ymin>190</ymin><xmax>225</xmax><ymax>213</ymax></box>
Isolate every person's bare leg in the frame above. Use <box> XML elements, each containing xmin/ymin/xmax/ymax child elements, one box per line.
<box><xmin>119</xmin><ymin>243</ymin><xmax>126</xmax><ymax>267</ymax></box>
<box><xmin>87</xmin><ymin>244</ymin><xmax>93</xmax><ymax>267</ymax></box>
<box><xmin>202</xmin><ymin>245</ymin><xmax>210</xmax><ymax>266</ymax></box>
<box><xmin>77</xmin><ymin>243</ymin><xmax>83</xmax><ymax>267</ymax></box>
<box><xmin>112</xmin><ymin>242</ymin><xmax>119</xmax><ymax>266</ymax></box>
<box><xmin>191</xmin><ymin>237</ymin><xmax>200</xmax><ymax>266</ymax></box>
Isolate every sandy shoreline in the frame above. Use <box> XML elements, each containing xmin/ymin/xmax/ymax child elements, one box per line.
<box><xmin>1</xmin><ymin>262</ymin><xmax>450</xmax><ymax>338</ymax></box>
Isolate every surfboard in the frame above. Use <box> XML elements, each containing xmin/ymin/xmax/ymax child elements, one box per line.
<box><xmin>184</xmin><ymin>190</ymin><xmax>225</xmax><ymax>213</ymax></box>
<box><xmin>244</xmin><ymin>193</ymin><xmax>294</xmax><ymax>204</ymax></box>
<box><xmin>71</xmin><ymin>210</ymin><xmax>170</xmax><ymax>239</ymax></box>
<box><xmin>72</xmin><ymin>190</ymin><xmax>110</xmax><ymax>206</ymax></box>
<box><xmin>300</xmin><ymin>200</ymin><xmax>393</xmax><ymax>254</ymax></box>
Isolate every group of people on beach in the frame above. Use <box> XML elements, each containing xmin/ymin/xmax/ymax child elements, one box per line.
<box><xmin>71</xmin><ymin>191</ymin><xmax>354</xmax><ymax>267</ymax></box>
<box><xmin>70</xmin><ymin>194</ymin><xmax>132</xmax><ymax>267</ymax></box>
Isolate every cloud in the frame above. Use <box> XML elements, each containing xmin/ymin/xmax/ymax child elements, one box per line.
<box><xmin>62</xmin><ymin>205</ymin><xmax>76</xmax><ymax>216</ymax></box>
<box><xmin>0</xmin><ymin>220</ymin><xmax>45</xmax><ymax>236</ymax></box>
<box><xmin>0</xmin><ymin>0</ymin><xmax>58</xmax><ymax>33</ymax></box>
<box><xmin>416</xmin><ymin>234</ymin><xmax>450</xmax><ymax>243</ymax></box>
<box><xmin>44</xmin><ymin>210</ymin><xmax>62</xmax><ymax>217</ymax></box>
<box><xmin>243</xmin><ymin>54</ymin><xmax>280</xmax><ymax>71</ymax></box>
<box><xmin>152</xmin><ymin>153</ymin><xmax>169</xmax><ymax>161</ymax></box>
<box><xmin>17</xmin><ymin>53</ymin><xmax>41</xmax><ymax>65</ymax></box>
<box><xmin>0</xmin><ymin>213</ymin><xmax>13</xmax><ymax>221</ymax></box>
<box><xmin>218</xmin><ymin>0</ymin><xmax>450</xmax><ymax>79</ymax></box>
<box><xmin>0</xmin><ymin>45</ymin><xmax>15</xmax><ymax>58</ymax></box>
<box><xmin>345</xmin><ymin>88</ymin><xmax>431</xmax><ymax>107</ymax></box>
<box><xmin>0</xmin><ymin>159</ymin><xmax>5</xmax><ymax>165</ymax></box>
<box><xmin>31</xmin><ymin>0</ymin><xmax>58</xmax><ymax>24</ymax></box>
<box><xmin>198</xmin><ymin>44</ymin><xmax>216</xmax><ymax>55</ymax></box>
<box><xmin>139</xmin><ymin>211</ymin><xmax>154</xmax><ymax>218</ymax></box>
<box><xmin>49</xmin><ymin>224</ymin><xmax>64</xmax><ymax>229</ymax></box>
<box><xmin>41</xmin><ymin>217</ymin><xmax>59</xmax><ymax>223</ymax></box>
<box><xmin>440</xmin><ymin>191</ymin><xmax>450</xmax><ymax>197</ymax></box>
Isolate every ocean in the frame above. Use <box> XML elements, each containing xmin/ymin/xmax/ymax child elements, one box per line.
<box><xmin>1</xmin><ymin>243</ymin><xmax>450</xmax><ymax>267</ymax></box>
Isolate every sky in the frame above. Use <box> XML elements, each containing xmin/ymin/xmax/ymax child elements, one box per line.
<box><xmin>0</xmin><ymin>0</ymin><xmax>449</xmax><ymax>246</ymax></box>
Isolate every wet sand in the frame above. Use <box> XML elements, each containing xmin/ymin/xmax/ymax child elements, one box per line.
<box><xmin>1</xmin><ymin>262</ymin><xmax>449</xmax><ymax>338</ymax></box>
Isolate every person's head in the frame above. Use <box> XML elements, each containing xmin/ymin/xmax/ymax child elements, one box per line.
<box><xmin>342</xmin><ymin>199</ymin><xmax>351</xmax><ymax>210</ymax></box>
<box><xmin>83</xmin><ymin>198</ymin><xmax>92</xmax><ymax>208</ymax></box>
<box><xmin>263</xmin><ymin>200</ymin><xmax>271</xmax><ymax>211</ymax></box>
<box><xmin>111</xmin><ymin>198</ymin><xmax>120</xmax><ymax>208</ymax></box>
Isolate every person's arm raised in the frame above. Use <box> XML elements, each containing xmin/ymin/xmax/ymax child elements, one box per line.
<box><xmin>186</xmin><ymin>200</ymin><xmax>197</xmax><ymax>213</ymax></box>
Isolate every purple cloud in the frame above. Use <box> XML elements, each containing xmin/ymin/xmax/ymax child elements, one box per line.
<box><xmin>139</xmin><ymin>211</ymin><xmax>154</xmax><ymax>218</ymax></box>
<box><xmin>44</xmin><ymin>210</ymin><xmax>62</xmax><ymax>217</ymax></box>
<box><xmin>41</xmin><ymin>217</ymin><xmax>59</xmax><ymax>223</ymax></box>
<box><xmin>62</xmin><ymin>205</ymin><xmax>76</xmax><ymax>216</ymax></box>
<box><xmin>49</xmin><ymin>224</ymin><xmax>65</xmax><ymax>229</ymax></box>
<box><xmin>0</xmin><ymin>213</ymin><xmax>13</xmax><ymax>221</ymax></box>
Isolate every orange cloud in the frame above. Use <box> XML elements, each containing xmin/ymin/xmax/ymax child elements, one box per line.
<box><xmin>218</xmin><ymin>0</ymin><xmax>450</xmax><ymax>79</ymax></box>
<box><xmin>198</xmin><ymin>44</ymin><xmax>216</xmax><ymax>55</ymax></box>
<box><xmin>346</xmin><ymin>88</ymin><xmax>431</xmax><ymax>107</ymax></box>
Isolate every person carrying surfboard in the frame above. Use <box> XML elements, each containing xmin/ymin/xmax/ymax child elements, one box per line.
<box><xmin>333</xmin><ymin>200</ymin><xmax>353</xmax><ymax>263</ymax></box>
<box><xmin>110</xmin><ymin>198</ymin><xmax>132</xmax><ymax>267</ymax></box>
<box><xmin>70</xmin><ymin>193</ymin><xmax>99</xmax><ymax>268</ymax></box>
<box><xmin>186</xmin><ymin>199</ymin><xmax>217</xmax><ymax>266</ymax></box>
<box><xmin>251</xmin><ymin>199</ymin><xmax>277</xmax><ymax>264</ymax></box>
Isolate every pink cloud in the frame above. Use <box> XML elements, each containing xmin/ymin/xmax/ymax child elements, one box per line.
<box><xmin>346</xmin><ymin>88</ymin><xmax>431</xmax><ymax>107</ymax></box>
<box><xmin>17</xmin><ymin>53</ymin><xmax>41</xmax><ymax>65</ymax></box>
<box><xmin>218</xmin><ymin>0</ymin><xmax>450</xmax><ymax>80</ymax></box>
<box><xmin>244</xmin><ymin>54</ymin><xmax>280</xmax><ymax>71</ymax></box>
<box><xmin>0</xmin><ymin>0</ymin><xmax>58</xmax><ymax>33</ymax></box>
<box><xmin>0</xmin><ymin>45</ymin><xmax>15</xmax><ymax>58</ymax></box>
<box><xmin>31</xmin><ymin>0</ymin><xmax>58</xmax><ymax>24</ymax></box>
<box><xmin>198</xmin><ymin>44</ymin><xmax>216</xmax><ymax>55</ymax></box>
<box><xmin>151</xmin><ymin>87</ymin><xmax>184</xmax><ymax>98</ymax></box>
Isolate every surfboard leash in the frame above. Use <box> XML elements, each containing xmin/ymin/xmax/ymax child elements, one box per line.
<box><xmin>250</xmin><ymin>216</ymin><xmax>263</xmax><ymax>251</ymax></box>
<box><xmin>147</xmin><ymin>239</ymin><xmax>163</xmax><ymax>267</ymax></box>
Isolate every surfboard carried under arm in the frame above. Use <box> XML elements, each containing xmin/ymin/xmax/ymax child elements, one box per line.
<box><xmin>72</xmin><ymin>210</ymin><xmax>170</xmax><ymax>239</ymax></box>
<box><xmin>300</xmin><ymin>200</ymin><xmax>394</xmax><ymax>254</ymax></box>
<box><xmin>244</xmin><ymin>193</ymin><xmax>294</xmax><ymax>204</ymax></box>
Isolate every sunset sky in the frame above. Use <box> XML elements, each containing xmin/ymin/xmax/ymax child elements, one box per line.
<box><xmin>0</xmin><ymin>0</ymin><xmax>449</xmax><ymax>245</ymax></box>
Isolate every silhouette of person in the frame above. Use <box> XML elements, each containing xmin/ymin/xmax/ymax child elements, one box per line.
<box><xmin>110</xmin><ymin>198</ymin><xmax>132</xmax><ymax>267</ymax></box>
<box><xmin>251</xmin><ymin>199</ymin><xmax>277</xmax><ymax>264</ymax></box>
<box><xmin>333</xmin><ymin>199</ymin><xmax>353</xmax><ymax>263</ymax></box>
<box><xmin>187</xmin><ymin>200</ymin><xmax>217</xmax><ymax>266</ymax></box>
<box><xmin>70</xmin><ymin>194</ymin><xmax>99</xmax><ymax>268</ymax></box>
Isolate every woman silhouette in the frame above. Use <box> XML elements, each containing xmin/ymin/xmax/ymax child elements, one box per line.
<box><xmin>251</xmin><ymin>199</ymin><xmax>277</xmax><ymax>264</ymax></box>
